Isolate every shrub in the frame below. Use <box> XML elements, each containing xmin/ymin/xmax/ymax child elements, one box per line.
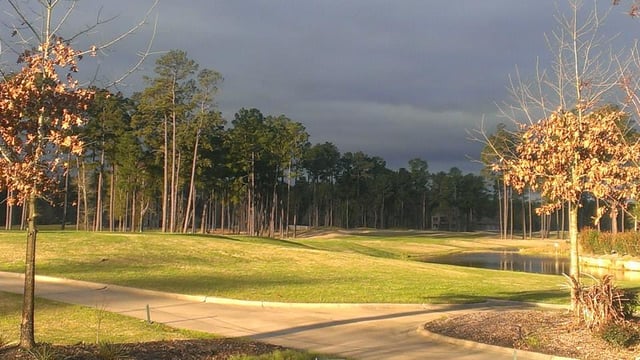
<box><xmin>579</xmin><ymin>228</ymin><xmax>604</xmax><ymax>255</ymax></box>
<box><xmin>28</xmin><ymin>343</ymin><xmax>60</xmax><ymax>360</ymax></box>
<box><xmin>566</xmin><ymin>274</ymin><xmax>636</xmax><ymax>329</ymax></box>
<box><xmin>621</xmin><ymin>290</ymin><xmax>639</xmax><ymax>319</ymax></box>
<box><xmin>579</xmin><ymin>229</ymin><xmax>640</xmax><ymax>257</ymax></box>
<box><xmin>599</xmin><ymin>322</ymin><xmax>640</xmax><ymax>348</ymax></box>
<box><xmin>96</xmin><ymin>341</ymin><xmax>128</xmax><ymax>360</ymax></box>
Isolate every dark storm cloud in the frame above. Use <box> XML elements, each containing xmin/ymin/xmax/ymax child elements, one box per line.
<box><xmin>4</xmin><ymin>1</ymin><xmax>635</xmax><ymax>173</ymax></box>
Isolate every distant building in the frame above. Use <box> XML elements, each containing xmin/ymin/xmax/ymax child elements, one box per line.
<box><xmin>431</xmin><ymin>212</ymin><xmax>456</xmax><ymax>231</ymax></box>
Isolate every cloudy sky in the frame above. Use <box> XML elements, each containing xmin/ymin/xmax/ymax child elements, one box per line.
<box><xmin>4</xmin><ymin>1</ymin><xmax>639</xmax><ymax>173</ymax></box>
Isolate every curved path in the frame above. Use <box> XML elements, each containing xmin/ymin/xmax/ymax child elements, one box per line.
<box><xmin>0</xmin><ymin>272</ymin><xmax>568</xmax><ymax>360</ymax></box>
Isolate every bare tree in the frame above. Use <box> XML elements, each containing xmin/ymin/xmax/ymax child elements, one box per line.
<box><xmin>0</xmin><ymin>0</ymin><xmax>157</xmax><ymax>348</ymax></box>
<box><xmin>477</xmin><ymin>1</ymin><xmax>640</xmax><ymax>309</ymax></box>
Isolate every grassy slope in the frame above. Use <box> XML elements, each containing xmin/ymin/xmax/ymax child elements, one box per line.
<box><xmin>0</xmin><ymin>230</ymin><xmax>594</xmax><ymax>304</ymax></box>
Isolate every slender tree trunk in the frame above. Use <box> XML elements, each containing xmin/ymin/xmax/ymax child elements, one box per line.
<box><xmin>596</xmin><ymin>198</ymin><xmax>601</xmax><ymax>232</ymax></box>
<box><xmin>528</xmin><ymin>188</ymin><xmax>533</xmax><ymax>239</ymax></box>
<box><xmin>20</xmin><ymin>109</ymin><xmax>47</xmax><ymax>348</ymax></box>
<box><xmin>20</xmin><ymin>203</ymin><xmax>27</xmax><ymax>230</ymax></box>
<box><xmin>109</xmin><ymin>167</ymin><xmax>115</xmax><ymax>231</ymax></box>
<box><xmin>569</xmin><ymin>202</ymin><xmax>580</xmax><ymax>309</ymax></box>
<box><xmin>200</xmin><ymin>202</ymin><xmax>207</xmax><ymax>234</ymax></box>
<box><xmin>507</xmin><ymin>188</ymin><xmax>513</xmax><ymax>239</ymax></box>
<box><xmin>293</xmin><ymin>213</ymin><xmax>298</xmax><ymax>238</ymax></box>
<box><xmin>221</xmin><ymin>197</ymin><xmax>226</xmax><ymax>235</ymax></box>
<box><xmin>123</xmin><ymin>191</ymin><xmax>129</xmax><ymax>231</ymax></box>
<box><xmin>170</xmin><ymin>114</ymin><xmax>177</xmax><ymax>233</ymax></box>
<box><xmin>19</xmin><ymin>191</ymin><xmax>37</xmax><ymax>349</ymax></box>
<box><xmin>94</xmin><ymin>150</ymin><xmax>104</xmax><ymax>231</ymax></box>
<box><xmin>81</xmin><ymin>161</ymin><xmax>89</xmax><ymax>230</ymax></box>
<box><xmin>502</xmin><ymin>180</ymin><xmax>508</xmax><ymax>239</ymax></box>
<box><xmin>497</xmin><ymin>181</ymin><xmax>503</xmax><ymax>239</ymax></box>
<box><xmin>269</xmin><ymin>179</ymin><xmax>277</xmax><ymax>238</ymax></box>
<box><xmin>61</xmin><ymin>169</ymin><xmax>68</xmax><ymax>230</ymax></box>
<box><xmin>562</xmin><ymin>203</ymin><xmax>567</xmax><ymax>239</ymax></box>
<box><xmin>286</xmin><ymin>161</ymin><xmax>291</xmax><ymax>238</ymax></box>
<box><xmin>183</xmin><ymin>130</ymin><xmax>200</xmax><ymax>233</ymax></box>
<box><xmin>162</xmin><ymin>114</ymin><xmax>168</xmax><ymax>232</ymax></box>
<box><xmin>249</xmin><ymin>152</ymin><xmax>255</xmax><ymax>236</ymax></box>
<box><xmin>76</xmin><ymin>158</ymin><xmax>81</xmax><ymax>230</ymax></box>
<box><xmin>521</xmin><ymin>193</ymin><xmax>526</xmax><ymax>240</ymax></box>
<box><xmin>6</xmin><ymin>189</ymin><xmax>13</xmax><ymax>230</ymax></box>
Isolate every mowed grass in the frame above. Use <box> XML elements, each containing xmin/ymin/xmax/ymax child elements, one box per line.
<box><xmin>0</xmin><ymin>230</ymin><xmax>627</xmax><ymax>304</ymax></box>
<box><xmin>0</xmin><ymin>291</ymin><xmax>215</xmax><ymax>345</ymax></box>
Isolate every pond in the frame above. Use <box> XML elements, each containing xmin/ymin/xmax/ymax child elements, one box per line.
<box><xmin>422</xmin><ymin>251</ymin><xmax>569</xmax><ymax>275</ymax></box>
<box><xmin>421</xmin><ymin>251</ymin><xmax>640</xmax><ymax>281</ymax></box>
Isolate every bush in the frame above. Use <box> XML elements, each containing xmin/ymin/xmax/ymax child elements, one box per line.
<box><xmin>599</xmin><ymin>322</ymin><xmax>640</xmax><ymax>348</ymax></box>
<box><xmin>621</xmin><ymin>290</ymin><xmax>639</xmax><ymax>319</ymax></box>
<box><xmin>567</xmin><ymin>274</ymin><xmax>636</xmax><ymax>329</ymax></box>
<box><xmin>579</xmin><ymin>229</ymin><xmax>640</xmax><ymax>257</ymax></box>
<box><xmin>28</xmin><ymin>343</ymin><xmax>60</xmax><ymax>360</ymax></box>
<box><xmin>96</xmin><ymin>341</ymin><xmax>128</xmax><ymax>360</ymax></box>
<box><xmin>579</xmin><ymin>228</ymin><xmax>603</xmax><ymax>254</ymax></box>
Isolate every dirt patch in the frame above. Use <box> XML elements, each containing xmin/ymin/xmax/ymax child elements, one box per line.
<box><xmin>424</xmin><ymin>309</ymin><xmax>640</xmax><ymax>359</ymax></box>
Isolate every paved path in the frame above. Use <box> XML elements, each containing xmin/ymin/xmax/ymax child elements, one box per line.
<box><xmin>0</xmin><ymin>272</ymin><xmax>567</xmax><ymax>360</ymax></box>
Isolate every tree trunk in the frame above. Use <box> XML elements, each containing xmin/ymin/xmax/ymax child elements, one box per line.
<box><xmin>611</xmin><ymin>207</ymin><xmax>619</xmax><ymax>234</ymax></box>
<box><xmin>170</xmin><ymin>113</ymin><xmax>177</xmax><ymax>233</ymax></box>
<box><xmin>6</xmin><ymin>188</ymin><xmax>13</xmax><ymax>230</ymax></box>
<box><xmin>19</xmin><ymin>191</ymin><xmax>37</xmax><ymax>349</ymax></box>
<box><xmin>285</xmin><ymin>161</ymin><xmax>291</xmax><ymax>238</ymax></box>
<box><xmin>569</xmin><ymin>202</ymin><xmax>580</xmax><ymax>309</ymax></box>
<box><xmin>497</xmin><ymin>181</ymin><xmax>503</xmax><ymax>239</ymax></box>
<box><xmin>269</xmin><ymin>179</ymin><xmax>277</xmax><ymax>238</ymax></box>
<box><xmin>76</xmin><ymin>158</ymin><xmax>82</xmax><ymax>230</ymax></box>
<box><xmin>61</xmin><ymin>170</ymin><xmax>68</xmax><ymax>230</ymax></box>
<box><xmin>183</xmin><ymin>130</ymin><xmax>200</xmax><ymax>233</ymax></box>
<box><xmin>528</xmin><ymin>188</ymin><xmax>533</xmax><ymax>239</ymax></box>
<box><xmin>200</xmin><ymin>202</ymin><xmax>207</xmax><ymax>234</ymax></box>
<box><xmin>502</xmin><ymin>180</ymin><xmax>508</xmax><ymax>240</ymax></box>
<box><xmin>109</xmin><ymin>166</ymin><xmax>115</xmax><ymax>232</ymax></box>
<box><xmin>521</xmin><ymin>193</ymin><xmax>526</xmax><ymax>240</ymax></box>
<box><xmin>162</xmin><ymin>114</ymin><xmax>169</xmax><ymax>232</ymax></box>
<box><xmin>94</xmin><ymin>150</ymin><xmax>104</xmax><ymax>231</ymax></box>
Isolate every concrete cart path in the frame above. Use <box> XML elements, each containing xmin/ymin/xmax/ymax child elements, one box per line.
<box><xmin>0</xmin><ymin>272</ymin><xmax>567</xmax><ymax>360</ymax></box>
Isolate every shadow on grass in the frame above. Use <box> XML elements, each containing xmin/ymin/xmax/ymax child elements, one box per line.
<box><xmin>341</xmin><ymin>230</ymin><xmax>497</xmax><ymax>239</ymax></box>
<box><xmin>223</xmin><ymin>236</ymin><xmax>318</xmax><ymax>250</ymax></box>
<box><xmin>425</xmin><ymin>289</ymin><xmax>569</xmax><ymax>305</ymax></box>
<box><xmin>28</xmin><ymin>267</ymin><xmax>333</xmax><ymax>298</ymax></box>
<box><xmin>249</xmin><ymin>300</ymin><xmax>539</xmax><ymax>342</ymax></box>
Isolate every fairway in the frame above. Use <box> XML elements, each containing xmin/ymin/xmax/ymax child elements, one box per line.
<box><xmin>0</xmin><ymin>229</ymin><xmax>631</xmax><ymax>305</ymax></box>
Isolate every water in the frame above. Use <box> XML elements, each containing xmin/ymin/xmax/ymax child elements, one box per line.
<box><xmin>423</xmin><ymin>251</ymin><xmax>569</xmax><ymax>275</ymax></box>
<box><xmin>422</xmin><ymin>251</ymin><xmax>640</xmax><ymax>281</ymax></box>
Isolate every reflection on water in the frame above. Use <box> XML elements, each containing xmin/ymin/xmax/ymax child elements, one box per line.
<box><xmin>422</xmin><ymin>251</ymin><xmax>640</xmax><ymax>281</ymax></box>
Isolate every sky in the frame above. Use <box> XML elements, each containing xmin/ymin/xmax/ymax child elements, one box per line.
<box><xmin>3</xmin><ymin>1</ymin><xmax>639</xmax><ymax>173</ymax></box>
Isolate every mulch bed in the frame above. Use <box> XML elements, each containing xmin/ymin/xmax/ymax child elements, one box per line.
<box><xmin>424</xmin><ymin>309</ymin><xmax>640</xmax><ymax>360</ymax></box>
<box><xmin>0</xmin><ymin>338</ymin><xmax>289</xmax><ymax>360</ymax></box>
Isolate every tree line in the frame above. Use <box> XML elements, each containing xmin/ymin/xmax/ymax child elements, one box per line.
<box><xmin>0</xmin><ymin>49</ymin><xmax>494</xmax><ymax>235</ymax></box>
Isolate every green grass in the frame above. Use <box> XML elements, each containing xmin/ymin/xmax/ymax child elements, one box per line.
<box><xmin>0</xmin><ymin>230</ymin><xmax>597</xmax><ymax>304</ymax></box>
<box><xmin>229</xmin><ymin>349</ymin><xmax>336</xmax><ymax>360</ymax></box>
<box><xmin>0</xmin><ymin>291</ymin><xmax>215</xmax><ymax>346</ymax></box>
